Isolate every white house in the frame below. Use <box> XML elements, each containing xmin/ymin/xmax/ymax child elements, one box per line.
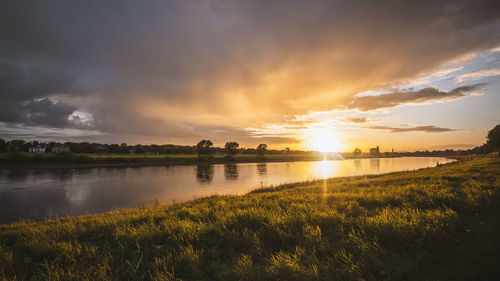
<box><xmin>28</xmin><ymin>145</ymin><xmax>46</xmax><ymax>153</ymax></box>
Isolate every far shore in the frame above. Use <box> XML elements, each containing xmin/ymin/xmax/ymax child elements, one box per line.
<box><xmin>0</xmin><ymin>152</ymin><xmax>465</xmax><ymax>170</ymax></box>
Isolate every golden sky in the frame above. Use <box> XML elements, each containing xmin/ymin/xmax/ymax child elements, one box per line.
<box><xmin>0</xmin><ymin>0</ymin><xmax>499</xmax><ymax>151</ymax></box>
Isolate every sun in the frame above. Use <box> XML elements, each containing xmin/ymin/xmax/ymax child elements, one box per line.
<box><xmin>304</xmin><ymin>129</ymin><xmax>344</xmax><ymax>152</ymax></box>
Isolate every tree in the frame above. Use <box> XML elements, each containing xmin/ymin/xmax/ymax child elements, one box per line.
<box><xmin>10</xmin><ymin>140</ymin><xmax>27</xmax><ymax>152</ymax></box>
<box><xmin>0</xmin><ymin>139</ymin><xmax>6</xmax><ymax>152</ymax></box>
<box><xmin>196</xmin><ymin>140</ymin><xmax>213</xmax><ymax>156</ymax></box>
<box><xmin>256</xmin><ymin>144</ymin><xmax>267</xmax><ymax>156</ymax></box>
<box><xmin>224</xmin><ymin>142</ymin><xmax>239</xmax><ymax>155</ymax></box>
<box><xmin>486</xmin><ymin>124</ymin><xmax>500</xmax><ymax>154</ymax></box>
<box><xmin>353</xmin><ymin>148</ymin><xmax>362</xmax><ymax>155</ymax></box>
<box><xmin>134</xmin><ymin>145</ymin><xmax>145</xmax><ymax>154</ymax></box>
<box><xmin>120</xmin><ymin>143</ymin><xmax>128</xmax><ymax>154</ymax></box>
<box><xmin>28</xmin><ymin>140</ymin><xmax>39</xmax><ymax>147</ymax></box>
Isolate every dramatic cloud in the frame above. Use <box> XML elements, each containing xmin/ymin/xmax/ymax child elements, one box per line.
<box><xmin>343</xmin><ymin>84</ymin><xmax>485</xmax><ymax>111</ymax></box>
<box><xmin>0</xmin><ymin>0</ymin><xmax>499</xmax><ymax>144</ymax></box>
<box><xmin>0</xmin><ymin>61</ymin><xmax>78</xmax><ymax>127</ymax></box>
<box><xmin>426</xmin><ymin>144</ymin><xmax>477</xmax><ymax>150</ymax></box>
<box><xmin>455</xmin><ymin>68</ymin><xmax>500</xmax><ymax>82</ymax></box>
<box><xmin>340</xmin><ymin>117</ymin><xmax>379</xmax><ymax>124</ymax></box>
<box><xmin>363</xmin><ymin>125</ymin><xmax>457</xmax><ymax>133</ymax></box>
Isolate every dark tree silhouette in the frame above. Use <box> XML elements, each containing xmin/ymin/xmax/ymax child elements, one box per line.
<box><xmin>196</xmin><ymin>140</ymin><xmax>214</xmax><ymax>156</ymax></box>
<box><xmin>256</xmin><ymin>144</ymin><xmax>267</xmax><ymax>156</ymax></box>
<box><xmin>353</xmin><ymin>148</ymin><xmax>362</xmax><ymax>155</ymax></box>
<box><xmin>486</xmin><ymin>124</ymin><xmax>500</xmax><ymax>155</ymax></box>
<box><xmin>224</xmin><ymin>142</ymin><xmax>239</xmax><ymax>155</ymax></box>
<box><xmin>0</xmin><ymin>139</ymin><xmax>6</xmax><ymax>152</ymax></box>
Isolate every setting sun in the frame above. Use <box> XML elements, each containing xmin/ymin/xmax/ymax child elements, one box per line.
<box><xmin>304</xmin><ymin>129</ymin><xmax>345</xmax><ymax>152</ymax></box>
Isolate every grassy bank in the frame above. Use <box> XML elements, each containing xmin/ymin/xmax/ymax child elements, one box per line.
<box><xmin>0</xmin><ymin>152</ymin><xmax>323</xmax><ymax>167</ymax></box>
<box><xmin>0</xmin><ymin>152</ymin><xmax>399</xmax><ymax>169</ymax></box>
<box><xmin>0</xmin><ymin>158</ymin><xmax>499</xmax><ymax>280</ymax></box>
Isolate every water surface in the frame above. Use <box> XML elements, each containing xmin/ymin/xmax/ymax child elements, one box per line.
<box><xmin>0</xmin><ymin>157</ymin><xmax>454</xmax><ymax>224</ymax></box>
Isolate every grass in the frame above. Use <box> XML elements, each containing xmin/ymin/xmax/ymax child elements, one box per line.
<box><xmin>0</xmin><ymin>157</ymin><xmax>499</xmax><ymax>280</ymax></box>
<box><xmin>0</xmin><ymin>151</ymin><xmax>398</xmax><ymax>167</ymax></box>
<box><xmin>0</xmin><ymin>152</ymin><xmax>323</xmax><ymax>165</ymax></box>
<box><xmin>76</xmin><ymin>153</ymin><xmax>317</xmax><ymax>162</ymax></box>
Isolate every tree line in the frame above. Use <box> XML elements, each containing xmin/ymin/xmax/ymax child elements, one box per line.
<box><xmin>1</xmin><ymin>124</ymin><xmax>498</xmax><ymax>156</ymax></box>
<box><xmin>0</xmin><ymin>139</ymin><xmax>288</xmax><ymax>156</ymax></box>
<box><xmin>196</xmin><ymin>140</ymin><xmax>269</xmax><ymax>160</ymax></box>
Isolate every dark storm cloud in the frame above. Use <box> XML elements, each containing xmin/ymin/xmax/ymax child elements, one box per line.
<box><xmin>0</xmin><ymin>0</ymin><xmax>499</xmax><ymax>142</ymax></box>
<box><xmin>363</xmin><ymin>125</ymin><xmax>457</xmax><ymax>133</ymax></box>
<box><xmin>344</xmin><ymin>84</ymin><xmax>486</xmax><ymax>111</ymax></box>
<box><xmin>22</xmin><ymin>98</ymin><xmax>77</xmax><ymax>127</ymax></box>
<box><xmin>0</xmin><ymin>122</ymin><xmax>104</xmax><ymax>142</ymax></box>
<box><xmin>0</xmin><ymin>62</ymin><xmax>72</xmax><ymax>102</ymax></box>
<box><xmin>0</xmin><ymin>61</ymin><xmax>77</xmax><ymax>127</ymax></box>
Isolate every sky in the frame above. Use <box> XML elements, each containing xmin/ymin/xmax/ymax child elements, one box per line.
<box><xmin>0</xmin><ymin>0</ymin><xmax>499</xmax><ymax>152</ymax></box>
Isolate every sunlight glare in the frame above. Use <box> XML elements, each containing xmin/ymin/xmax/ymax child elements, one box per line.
<box><xmin>305</xmin><ymin>129</ymin><xmax>344</xmax><ymax>152</ymax></box>
<box><xmin>313</xmin><ymin>159</ymin><xmax>338</xmax><ymax>180</ymax></box>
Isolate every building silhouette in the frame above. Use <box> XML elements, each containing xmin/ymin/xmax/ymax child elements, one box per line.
<box><xmin>369</xmin><ymin>146</ymin><xmax>380</xmax><ymax>155</ymax></box>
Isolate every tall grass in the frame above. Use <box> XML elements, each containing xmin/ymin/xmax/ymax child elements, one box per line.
<box><xmin>0</xmin><ymin>158</ymin><xmax>498</xmax><ymax>280</ymax></box>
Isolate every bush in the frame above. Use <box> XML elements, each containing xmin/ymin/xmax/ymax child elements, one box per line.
<box><xmin>6</xmin><ymin>152</ymin><xmax>32</xmax><ymax>162</ymax></box>
<box><xmin>197</xmin><ymin>154</ymin><xmax>215</xmax><ymax>162</ymax></box>
<box><xmin>32</xmin><ymin>153</ymin><xmax>49</xmax><ymax>162</ymax></box>
<box><xmin>54</xmin><ymin>152</ymin><xmax>76</xmax><ymax>162</ymax></box>
<box><xmin>75</xmin><ymin>154</ymin><xmax>92</xmax><ymax>163</ymax></box>
<box><xmin>223</xmin><ymin>155</ymin><xmax>235</xmax><ymax>161</ymax></box>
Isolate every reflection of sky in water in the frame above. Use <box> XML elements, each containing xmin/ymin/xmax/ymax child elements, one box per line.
<box><xmin>0</xmin><ymin>157</ymin><xmax>454</xmax><ymax>224</ymax></box>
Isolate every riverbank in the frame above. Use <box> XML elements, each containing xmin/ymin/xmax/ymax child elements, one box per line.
<box><xmin>0</xmin><ymin>152</ymin><xmax>402</xmax><ymax>170</ymax></box>
<box><xmin>0</xmin><ymin>157</ymin><xmax>498</xmax><ymax>280</ymax></box>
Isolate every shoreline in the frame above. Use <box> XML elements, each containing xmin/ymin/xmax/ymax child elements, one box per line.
<box><xmin>0</xmin><ymin>157</ymin><xmax>460</xmax><ymax>225</ymax></box>
<box><xmin>0</xmin><ymin>154</ymin><xmax>424</xmax><ymax>170</ymax></box>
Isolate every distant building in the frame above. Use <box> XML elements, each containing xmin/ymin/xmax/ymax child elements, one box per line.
<box><xmin>28</xmin><ymin>145</ymin><xmax>46</xmax><ymax>153</ymax></box>
<box><xmin>51</xmin><ymin>144</ymin><xmax>70</xmax><ymax>153</ymax></box>
<box><xmin>369</xmin><ymin>146</ymin><xmax>380</xmax><ymax>155</ymax></box>
<box><xmin>129</xmin><ymin>148</ymin><xmax>136</xmax><ymax>155</ymax></box>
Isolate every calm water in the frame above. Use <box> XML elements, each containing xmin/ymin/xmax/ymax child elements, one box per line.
<box><xmin>0</xmin><ymin>157</ymin><xmax>454</xmax><ymax>224</ymax></box>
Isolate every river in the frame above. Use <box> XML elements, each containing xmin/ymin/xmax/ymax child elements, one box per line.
<box><xmin>0</xmin><ymin>157</ymin><xmax>454</xmax><ymax>224</ymax></box>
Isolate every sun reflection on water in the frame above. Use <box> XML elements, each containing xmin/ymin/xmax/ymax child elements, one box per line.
<box><xmin>313</xmin><ymin>159</ymin><xmax>338</xmax><ymax>179</ymax></box>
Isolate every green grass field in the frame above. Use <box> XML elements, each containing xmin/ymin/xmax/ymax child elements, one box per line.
<box><xmin>0</xmin><ymin>157</ymin><xmax>499</xmax><ymax>280</ymax></box>
<box><xmin>76</xmin><ymin>153</ymin><xmax>315</xmax><ymax>161</ymax></box>
<box><xmin>0</xmin><ymin>152</ymin><xmax>323</xmax><ymax>165</ymax></box>
<box><xmin>0</xmin><ymin>151</ymin><xmax>396</xmax><ymax>166</ymax></box>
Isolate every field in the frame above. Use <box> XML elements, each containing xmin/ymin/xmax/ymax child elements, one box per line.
<box><xmin>0</xmin><ymin>152</ymin><xmax>325</xmax><ymax>166</ymax></box>
<box><xmin>0</xmin><ymin>151</ymin><xmax>401</xmax><ymax>167</ymax></box>
<box><xmin>0</xmin><ymin>157</ymin><xmax>499</xmax><ymax>280</ymax></box>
